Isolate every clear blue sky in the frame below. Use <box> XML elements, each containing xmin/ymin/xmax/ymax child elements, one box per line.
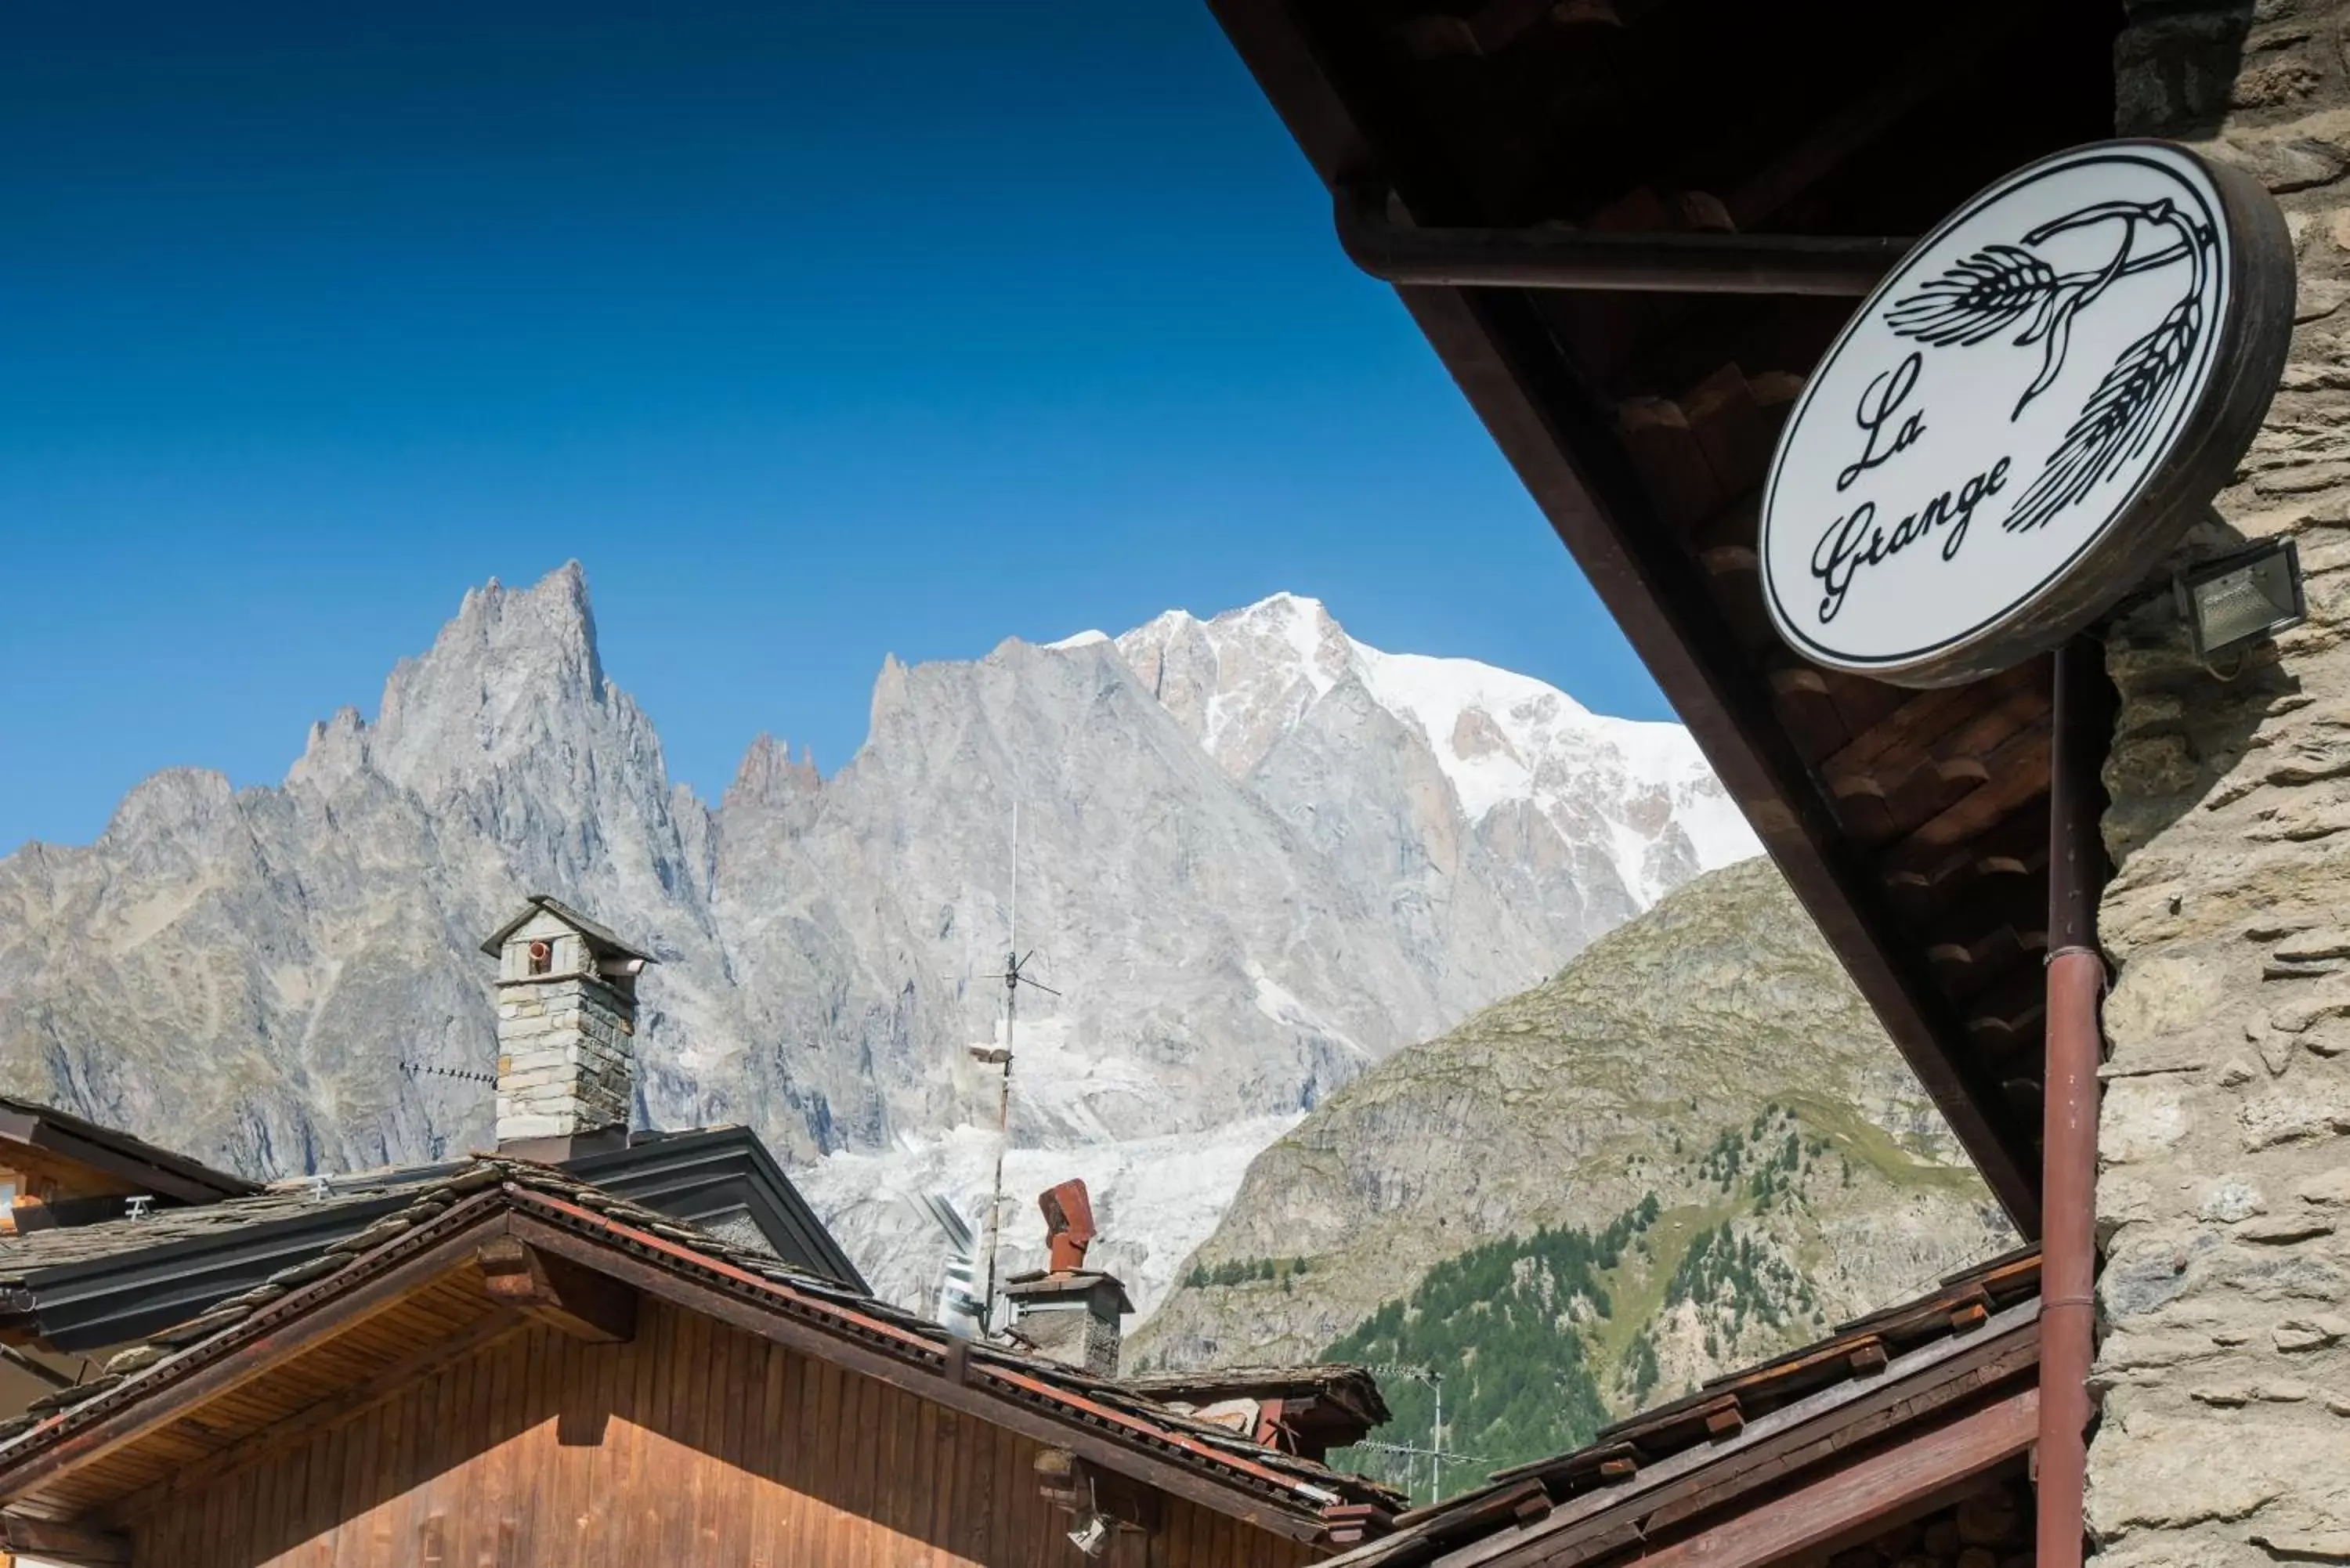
<box><xmin>0</xmin><ymin>0</ymin><xmax>1668</xmax><ymax>852</ymax></box>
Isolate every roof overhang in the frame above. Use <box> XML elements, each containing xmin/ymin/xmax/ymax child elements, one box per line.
<box><xmin>1206</xmin><ymin>0</ymin><xmax>2139</xmax><ymax>1234</ymax></box>
<box><xmin>0</xmin><ymin>1101</ymin><xmax>259</xmax><ymax>1208</ymax></box>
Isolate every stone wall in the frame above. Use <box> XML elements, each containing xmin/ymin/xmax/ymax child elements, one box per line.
<box><xmin>1010</xmin><ymin>1286</ymin><xmax>1127</xmax><ymax>1378</ymax></box>
<box><xmin>2095</xmin><ymin>5</ymin><xmax>2350</xmax><ymax>1565</ymax></box>
<box><xmin>494</xmin><ymin>970</ymin><xmax>634</xmax><ymax>1142</ymax></box>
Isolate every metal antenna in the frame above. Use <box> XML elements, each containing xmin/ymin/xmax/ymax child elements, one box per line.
<box><xmin>1372</xmin><ymin>1363</ymin><xmax>1445</xmax><ymax>1503</ymax></box>
<box><xmin>970</xmin><ymin>799</ymin><xmax>1060</xmax><ymax>1335</ymax></box>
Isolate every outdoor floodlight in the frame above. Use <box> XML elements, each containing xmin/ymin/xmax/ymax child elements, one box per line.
<box><xmin>2175</xmin><ymin>539</ymin><xmax>2306</xmax><ymax>668</ymax></box>
<box><xmin>1068</xmin><ymin>1511</ymin><xmax>1112</xmax><ymax>1558</ymax></box>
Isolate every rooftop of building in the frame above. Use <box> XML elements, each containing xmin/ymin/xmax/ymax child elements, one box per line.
<box><xmin>0</xmin><ymin>1154</ymin><xmax>1405</xmax><ymax>1541</ymax></box>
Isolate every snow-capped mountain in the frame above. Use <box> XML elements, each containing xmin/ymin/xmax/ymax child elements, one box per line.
<box><xmin>0</xmin><ymin>568</ymin><xmax>1755</xmax><ymax>1320</ymax></box>
<box><xmin>806</xmin><ymin>594</ymin><xmax>1755</xmax><ymax>1311</ymax></box>
<box><xmin>1105</xmin><ymin>594</ymin><xmax>1753</xmax><ymax>901</ymax></box>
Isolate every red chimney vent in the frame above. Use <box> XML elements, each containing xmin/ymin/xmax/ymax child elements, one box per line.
<box><xmin>1039</xmin><ymin>1179</ymin><xmax>1096</xmax><ymax>1273</ymax></box>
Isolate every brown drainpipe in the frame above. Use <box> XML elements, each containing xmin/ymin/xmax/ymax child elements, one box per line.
<box><xmin>2041</xmin><ymin>636</ymin><xmax>2111</xmax><ymax>1568</ymax></box>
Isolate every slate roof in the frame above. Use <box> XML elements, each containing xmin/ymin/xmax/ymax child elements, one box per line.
<box><xmin>480</xmin><ymin>894</ymin><xmax>657</xmax><ymax>962</ymax></box>
<box><xmin>0</xmin><ymin>1156</ymin><xmax>1405</xmax><ymax>1530</ymax></box>
<box><xmin>0</xmin><ymin>1125</ymin><xmax>866</xmax><ymax>1349</ymax></box>
<box><xmin>0</xmin><ymin>1168</ymin><xmax>431</xmax><ymax>1279</ymax></box>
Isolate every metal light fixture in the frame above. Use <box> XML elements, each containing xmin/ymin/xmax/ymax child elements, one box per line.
<box><xmin>1066</xmin><ymin>1511</ymin><xmax>1111</xmax><ymax>1558</ymax></box>
<box><xmin>2175</xmin><ymin>539</ymin><xmax>2305</xmax><ymax>670</ymax></box>
<box><xmin>1067</xmin><ymin>1476</ymin><xmax>1112</xmax><ymax>1559</ymax></box>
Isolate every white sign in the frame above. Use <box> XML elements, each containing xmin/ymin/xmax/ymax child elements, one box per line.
<box><xmin>1759</xmin><ymin>141</ymin><xmax>2287</xmax><ymax>687</ymax></box>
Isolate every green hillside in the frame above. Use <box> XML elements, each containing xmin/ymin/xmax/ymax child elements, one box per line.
<box><xmin>1130</xmin><ymin>860</ymin><xmax>2016</xmax><ymax>1503</ymax></box>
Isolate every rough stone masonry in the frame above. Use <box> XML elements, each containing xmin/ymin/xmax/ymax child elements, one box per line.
<box><xmin>2095</xmin><ymin>5</ymin><xmax>2350</xmax><ymax>1563</ymax></box>
<box><xmin>492</xmin><ymin>905</ymin><xmax>637</xmax><ymax>1147</ymax></box>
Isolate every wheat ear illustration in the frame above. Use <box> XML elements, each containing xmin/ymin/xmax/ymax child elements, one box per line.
<box><xmin>1882</xmin><ymin>245</ymin><xmax>2059</xmax><ymax>348</ymax></box>
<box><xmin>1882</xmin><ymin>197</ymin><xmax>2213</xmax><ymax>536</ymax></box>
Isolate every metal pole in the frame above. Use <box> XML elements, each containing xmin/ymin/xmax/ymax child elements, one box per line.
<box><xmin>980</xmin><ymin>981</ymin><xmax>1013</xmax><ymax>1331</ymax></box>
<box><xmin>2040</xmin><ymin>635</ymin><xmax>2110</xmax><ymax>1568</ymax></box>
<box><xmin>1430</xmin><ymin>1374</ymin><xmax>1443</xmax><ymax>1504</ymax></box>
<box><xmin>1334</xmin><ymin>184</ymin><xmax>1910</xmax><ymax>297</ymax></box>
<box><xmin>978</xmin><ymin>800</ymin><xmax>1019</xmax><ymax>1335</ymax></box>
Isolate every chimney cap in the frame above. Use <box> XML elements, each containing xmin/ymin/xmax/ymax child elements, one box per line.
<box><xmin>1003</xmin><ymin>1270</ymin><xmax>1134</xmax><ymax>1315</ymax></box>
<box><xmin>480</xmin><ymin>894</ymin><xmax>660</xmax><ymax>964</ymax></box>
<box><xmin>1039</xmin><ymin>1179</ymin><xmax>1097</xmax><ymax>1274</ymax></box>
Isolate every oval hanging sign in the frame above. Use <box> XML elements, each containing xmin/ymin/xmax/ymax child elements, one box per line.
<box><xmin>1759</xmin><ymin>139</ymin><xmax>2295</xmax><ymax>688</ymax></box>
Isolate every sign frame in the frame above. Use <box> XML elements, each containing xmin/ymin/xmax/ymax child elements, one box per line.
<box><xmin>1757</xmin><ymin>139</ymin><xmax>2298</xmax><ymax>689</ymax></box>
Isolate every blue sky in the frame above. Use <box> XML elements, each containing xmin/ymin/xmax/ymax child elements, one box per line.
<box><xmin>0</xmin><ymin>1</ymin><xmax>1667</xmax><ymax>851</ymax></box>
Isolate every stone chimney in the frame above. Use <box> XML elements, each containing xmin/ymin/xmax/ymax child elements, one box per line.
<box><xmin>1003</xmin><ymin>1180</ymin><xmax>1132</xmax><ymax>1377</ymax></box>
<box><xmin>482</xmin><ymin>895</ymin><xmax>655</xmax><ymax>1162</ymax></box>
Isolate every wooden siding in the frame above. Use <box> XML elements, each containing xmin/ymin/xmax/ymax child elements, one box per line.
<box><xmin>128</xmin><ymin>1298</ymin><xmax>1326</xmax><ymax>1567</ymax></box>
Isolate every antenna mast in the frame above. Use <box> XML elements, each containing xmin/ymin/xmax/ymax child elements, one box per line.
<box><xmin>1372</xmin><ymin>1363</ymin><xmax>1446</xmax><ymax>1503</ymax></box>
<box><xmin>971</xmin><ymin>799</ymin><xmax>1056</xmax><ymax>1335</ymax></box>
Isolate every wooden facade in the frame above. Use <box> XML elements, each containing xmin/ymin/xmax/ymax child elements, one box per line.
<box><xmin>127</xmin><ymin>1299</ymin><xmax>1321</xmax><ymax>1567</ymax></box>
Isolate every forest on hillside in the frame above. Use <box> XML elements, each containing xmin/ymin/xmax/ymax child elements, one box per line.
<box><xmin>1318</xmin><ymin>1110</ymin><xmax>1860</xmax><ymax>1505</ymax></box>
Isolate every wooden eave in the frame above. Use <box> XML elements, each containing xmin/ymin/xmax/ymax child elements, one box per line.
<box><xmin>1207</xmin><ymin>0</ymin><xmax>2135</xmax><ymax>1234</ymax></box>
<box><xmin>1333</xmin><ymin>1296</ymin><xmax>2039</xmax><ymax>1566</ymax></box>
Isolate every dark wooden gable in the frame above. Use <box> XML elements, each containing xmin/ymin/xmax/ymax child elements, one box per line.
<box><xmin>1210</xmin><ymin>0</ymin><xmax>2138</xmax><ymax>1232</ymax></box>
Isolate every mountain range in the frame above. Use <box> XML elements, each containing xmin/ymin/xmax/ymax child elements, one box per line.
<box><xmin>0</xmin><ymin>563</ymin><xmax>1753</xmax><ymax>1313</ymax></box>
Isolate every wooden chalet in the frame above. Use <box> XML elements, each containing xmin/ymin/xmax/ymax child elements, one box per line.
<box><xmin>0</xmin><ymin>901</ymin><xmax>1407</xmax><ymax>1565</ymax></box>
<box><xmin>0</xmin><ymin>1159</ymin><xmax>1401</xmax><ymax>1566</ymax></box>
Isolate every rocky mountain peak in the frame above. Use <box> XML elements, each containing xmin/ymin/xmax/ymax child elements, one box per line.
<box><xmin>98</xmin><ymin>766</ymin><xmax>240</xmax><ymax>847</ymax></box>
<box><xmin>1101</xmin><ymin>593</ymin><xmax>1755</xmax><ymax>905</ymax></box>
<box><xmin>723</xmin><ymin>735</ymin><xmax>821</xmax><ymax>814</ymax></box>
<box><xmin>1112</xmin><ymin>594</ymin><xmax>1350</xmax><ymax>779</ymax></box>
<box><xmin>368</xmin><ymin>560</ymin><xmax>621</xmax><ymax>800</ymax></box>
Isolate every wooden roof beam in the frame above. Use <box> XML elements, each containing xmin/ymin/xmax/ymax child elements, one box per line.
<box><xmin>1336</xmin><ymin>182</ymin><xmax>1908</xmax><ymax>294</ymax></box>
<box><xmin>0</xmin><ymin>1513</ymin><xmax>125</xmax><ymax>1564</ymax></box>
<box><xmin>1619</xmin><ymin>1393</ymin><xmax>2037</xmax><ymax>1568</ymax></box>
<box><xmin>477</xmin><ymin>1236</ymin><xmax>636</xmax><ymax>1343</ymax></box>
